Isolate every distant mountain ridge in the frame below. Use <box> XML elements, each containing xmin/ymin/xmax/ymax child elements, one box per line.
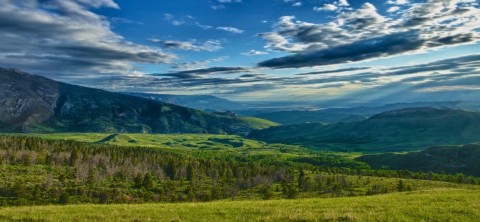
<box><xmin>0</xmin><ymin>68</ymin><xmax>274</xmax><ymax>134</ymax></box>
<box><xmin>358</xmin><ymin>144</ymin><xmax>480</xmax><ymax>176</ymax></box>
<box><xmin>248</xmin><ymin>108</ymin><xmax>480</xmax><ymax>152</ymax></box>
<box><xmin>253</xmin><ymin>111</ymin><xmax>367</xmax><ymax>125</ymax></box>
<box><xmin>251</xmin><ymin>101</ymin><xmax>479</xmax><ymax>125</ymax></box>
<box><xmin>122</xmin><ymin>92</ymin><xmax>249</xmax><ymax>111</ymax></box>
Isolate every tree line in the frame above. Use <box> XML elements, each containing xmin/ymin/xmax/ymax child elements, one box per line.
<box><xmin>0</xmin><ymin>135</ymin><xmax>478</xmax><ymax>206</ymax></box>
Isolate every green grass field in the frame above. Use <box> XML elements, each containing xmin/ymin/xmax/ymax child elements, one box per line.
<box><xmin>6</xmin><ymin>133</ymin><xmax>359</xmax><ymax>164</ymax></box>
<box><xmin>1</xmin><ymin>188</ymin><xmax>478</xmax><ymax>221</ymax></box>
<box><xmin>15</xmin><ymin>133</ymin><xmax>295</xmax><ymax>150</ymax></box>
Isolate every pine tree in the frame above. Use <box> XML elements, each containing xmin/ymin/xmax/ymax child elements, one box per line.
<box><xmin>397</xmin><ymin>180</ymin><xmax>405</xmax><ymax>192</ymax></box>
<box><xmin>143</xmin><ymin>172</ymin><xmax>154</xmax><ymax>189</ymax></box>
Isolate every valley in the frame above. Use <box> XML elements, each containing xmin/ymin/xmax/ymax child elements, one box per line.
<box><xmin>2</xmin><ymin>0</ymin><xmax>480</xmax><ymax>220</ymax></box>
<box><xmin>1</xmin><ymin>68</ymin><xmax>480</xmax><ymax>221</ymax></box>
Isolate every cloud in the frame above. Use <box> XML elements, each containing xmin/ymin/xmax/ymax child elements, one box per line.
<box><xmin>163</xmin><ymin>13</ymin><xmax>188</xmax><ymax>26</ymax></box>
<box><xmin>241</xmin><ymin>50</ymin><xmax>269</xmax><ymax>56</ymax></box>
<box><xmin>0</xmin><ymin>0</ymin><xmax>175</xmax><ymax>79</ymax></box>
<box><xmin>387</xmin><ymin>0</ymin><xmax>409</xmax><ymax>5</ymax></box>
<box><xmin>258</xmin><ymin>1</ymin><xmax>480</xmax><ymax>68</ymax></box>
<box><xmin>292</xmin><ymin>2</ymin><xmax>302</xmax><ymax>7</ymax></box>
<box><xmin>171</xmin><ymin>56</ymin><xmax>228</xmax><ymax>70</ymax></box>
<box><xmin>259</xmin><ymin>31</ymin><xmax>430</xmax><ymax>68</ymax></box>
<box><xmin>297</xmin><ymin>67</ymin><xmax>371</xmax><ymax>75</ymax></box>
<box><xmin>314</xmin><ymin>4</ymin><xmax>337</xmax><ymax>11</ymax></box>
<box><xmin>218</xmin><ymin>0</ymin><xmax>242</xmax><ymax>3</ymax></box>
<box><xmin>151</xmin><ymin>67</ymin><xmax>249</xmax><ymax>79</ymax></box>
<box><xmin>387</xmin><ymin>54</ymin><xmax>480</xmax><ymax>76</ymax></box>
<box><xmin>240</xmin><ymin>74</ymin><xmax>267</xmax><ymax>78</ymax></box>
<box><xmin>216</xmin><ymin>26</ymin><xmax>244</xmax><ymax>34</ymax></box>
<box><xmin>337</xmin><ymin>0</ymin><xmax>349</xmax><ymax>7</ymax></box>
<box><xmin>150</xmin><ymin>39</ymin><xmax>222</xmax><ymax>52</ymax></box>
<box><xmin>60</xmin><ymin>52</ymin><xmax>480</xmax><ymax>104</ymax></box>
<box><xmin>163</xmin><ymin>14</ymin><xmax>243</xmax><ymax>34</ymax></box>
<box><xmin>211</xmin><ymin>0</ymin><xmax>242</xmax><ymax>10</ymax></box>
<box><xmin>387</xmin><ymin>6</ymin><xmax>400</xmax><ymax>13</ymax></box>
<box><xmin>75</xmin><ymin>0</ymin><xmax>120</xmax><ymax>9</ymax></box>
<box><xmin>313</xmin><ymin>0</ymin><xmax>350</xmax><ymax>12</ymax></box>
<box><xmin>416</xmin><ymin>85</ymin><xmax>480</xmax><ymax>92</ymax></box>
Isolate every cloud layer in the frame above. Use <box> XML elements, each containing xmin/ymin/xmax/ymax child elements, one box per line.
<box><xmin>0</xmin><ymin>0</ymin><xmax>175</xmax><ymax>78</ymax></box>
<box><xmin>258</xmin><ymin>0</ymin><xmax>480</xmax><ymax>68</ymax></box>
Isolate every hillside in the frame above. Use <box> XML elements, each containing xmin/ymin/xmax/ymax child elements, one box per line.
<box><xmin>10</xmin><ymin>133</ymin><xmax>367</xmax><ymax>169</ymax></box>
<box><xmin>0</xmin><ymin>68</ymin><xmax>273</xmax><ymax>134</ymax></box>
<box><xmin>254</xmin><ymin>110</ymin><xmax>367</xmax><ymax>125</ymax></box>
<box><xmin>358</xmin><ymin>144</ymin><xmax>480</xmax><ymax>176</ymax></box>
<box><xmin>1</xmin><ymin>189</ymin><xmax>479</xmax><ymax>221</ymax></box>
<box><xmin>248</xmin><ymin>108</ymin><xmax>480</xmax><ymax>152</ymax></box>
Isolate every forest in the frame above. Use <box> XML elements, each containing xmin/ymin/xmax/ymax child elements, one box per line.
<box><xmin>1</xmin><ymin>135</ymin><xmax>478</xmax><ymax>206</ymax></box>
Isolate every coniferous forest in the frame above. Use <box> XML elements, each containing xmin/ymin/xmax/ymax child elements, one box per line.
<box><xmin>1</xmin><ymin>135</ymin><xmax>478</xmax><ymax>207</ymax></box>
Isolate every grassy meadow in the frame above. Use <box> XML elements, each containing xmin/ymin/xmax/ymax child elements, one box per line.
<box><xmin>1</xmin><ymin>188</ymin><xmax>479</xmax><ymax>221</ymax></box>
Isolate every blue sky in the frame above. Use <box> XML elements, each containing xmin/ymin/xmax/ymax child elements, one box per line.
<box><xmin>1</xmin><ymin>0</ymin><xmax>480</xmax><ymax>104</ymax></box>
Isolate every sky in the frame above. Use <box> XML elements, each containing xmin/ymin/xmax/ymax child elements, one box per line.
<box><xmin>1</xmin><ymin>0</ymin><xmax>480</xmax><ymax>105</ymax></box>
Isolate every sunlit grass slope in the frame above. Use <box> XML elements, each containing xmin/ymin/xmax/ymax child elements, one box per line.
<box><xmin>1</xmin><ymin>189</ymin><xmax>478</xmax><ymax>222</ymax></box>
<box><xmin>11</xmin><ymin>133</ymin><xmax>318</xmax><ymax>159</ymax></box>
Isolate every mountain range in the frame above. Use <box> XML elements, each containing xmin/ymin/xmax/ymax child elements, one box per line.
<box><xmin>358</xmin><ymin>144</ymin><xmax>480</xmax><ymax>176</ymax></box>
<box><xmin>122</xmin><ymin>92</ymin><xmax>250</xmax><ymax>111</ymax></box>
<box><xmin>248</xmin><ymin>108</ymin><xmax>480</xmax><ymax>152</ymax></box>
<box><xmin>0</xmin><ymin>68</ymin><xmax>275</xmax><ymax>134</ymax></box>
<box><xmin>124</xmin><ymin>92</ymin><xmax>480</xmax><ymax>125</ymax></box>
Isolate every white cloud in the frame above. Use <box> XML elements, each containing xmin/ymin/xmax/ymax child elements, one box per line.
<box><xmin>313</xmin><ymin>0</ymin><xmax>350</xmax><ymax>12</ymax></box>
<box><xmin>163</xmin><ymin>14</ymin><xmax>243</xmax><ymax>34</ymax></box>
<box><xmin>387</xmin><ymin>6</ymin><xmax>400</xmax><ymax>13</ymax></box>
<box><xmin>241</xmin><ymin>50</ymin><xmax>269</xmax><ymax>56</ymax></box>
<box><xmin>337</xmin><ymin>0</ymin><xmax>349</xmax><ymax>7</ymax></box>
<box><xmin>292</xmin><ymin>2</ymin><xmax>302</xmax><ymax>7</ymax></box>
<box><xmin>259</xmin><ymin>1</ymin><xmax>480</xmax><ymax>68</ymax></box>
<box><xmin>163</xmin><ymin>13</ymin><xmax>187</xmax><ymax>26</ymax></box>
<box><xmin>150</xmin><ymin>39</ymin><xmax>222</xmax><ymax>52</ymax></box>
<box><xmin>75</xmin><ymin>0</ymin><xmax>120</xmax><ymax>9</ymax></box>
<box><xmin>314</xmin><ymin>4</ymin><xmax>337</xmax><ymax>11</ymax></box>
<box><xmin>416</xmin><ymin>85</ymin><xmax>480</xmax><ymax>92</ymax></box>
<box><xmin>387</xmin><ymin>0</ymin><xmax>409</xmax><ymax>5</ymax></box>
<box><xmin>217</xmin><ymin>26</ymin><xmax>244</xmax><ymax>34</ymax></box>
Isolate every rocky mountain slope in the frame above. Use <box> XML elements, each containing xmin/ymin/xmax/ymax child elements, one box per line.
<box><xmin>0</xmin><ymin>68</ymin><xmax>273</xmax><ymax>134</ymax></box>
